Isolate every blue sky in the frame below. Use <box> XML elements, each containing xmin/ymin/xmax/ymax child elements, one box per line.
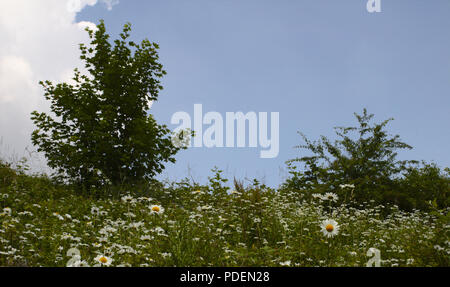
<box><xmin>77</xmin><ymin>0</ymin><xmax>450</xmax><ymax>187</ymax></box>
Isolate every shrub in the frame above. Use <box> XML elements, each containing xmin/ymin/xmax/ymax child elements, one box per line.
<box><xmin>396</xmin><ymin>163</ymin><xmax>449</xmax><ymax>210</ymax></box>
<box><xmin>283</xmin><ymin>109</ymin><xmax>448</xmax><ymax>211</ymax></box>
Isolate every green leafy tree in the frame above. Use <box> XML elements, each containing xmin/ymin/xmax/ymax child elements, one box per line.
<box><xmin>31</xmin><ymin>21</ymin><xmax>182</xmax><ymax>190</ymax></box>
<box><xmin>284</xmin><ymin>109</ymin><xmax>417</xmax><ymax>205</ymax></box>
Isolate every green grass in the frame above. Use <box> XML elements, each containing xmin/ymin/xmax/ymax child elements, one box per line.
<box><xmin>0</xmin><ymin>164</ymin><xmax>448</xmax><ymax>267</ymax></box>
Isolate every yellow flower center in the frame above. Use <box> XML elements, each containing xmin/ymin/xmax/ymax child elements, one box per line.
<box><xmin>152</xmin><ymin>206</ymin><xmax>160</xmax><ymax>212</ymax></box>
<box><xmin>99</xmin><ymin>257</ymin><xmax>108</xmax><ymax>263</ymax></box>
<box><xmin>326</xmin><ymin>224</ymin><xmax>334</xmax><ymax>232</ymax></box>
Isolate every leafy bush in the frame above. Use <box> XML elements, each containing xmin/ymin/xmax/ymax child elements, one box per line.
<box><xmin>0</xmin><ymin>160</ymin><xmax>17</xmax><ymax>187</ymax></box>
<box><xmin>283</xmin><ymin>109</ymin><xmax>448</xmax><ymax>211</ymax></box>
<box><xmin>396</xmin><ymin>163</ymin><xmax>449</xmax><ymax>211</ymax></box>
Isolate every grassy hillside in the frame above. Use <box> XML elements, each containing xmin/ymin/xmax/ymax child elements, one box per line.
<box><xmin>0</xmin><ymin>162</ymin><xmax>448</xmax><ymax>267</ymax></box>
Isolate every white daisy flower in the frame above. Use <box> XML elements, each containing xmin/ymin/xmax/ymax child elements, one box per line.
<box><xmin>2</xmin><ymin>207</ymin><xmax>12</xmax><ymax>216</ymax></box>
<box><xmin>323</xmin><ymin>192</ymin><xmax>338</xmax><ymax>202</ymax></box>
<box><xmin>150</xmin><ymin>205</ymin><xmax>164</xmax><ymax>215</ymax></box>
<box><xmin>312</xmin><ymin>193</ymin><xmax>322</xmax><ymax>199</ymax></box>
<box><xmin>140</xmin><ymin>235</ymin><xmax>153</xmax><ymax>241</ymax></box>
<box><xmin>320</xmin><ymin>219</ymin><xmax>340</xmax><ymax>238</ymax></box>
<box><xmin>279</xmin><ymin>260</ymin><xmax>291</xmax><ymax>266</ymax></box>
<box><xmin>121</xmin><ymin>195</ymin><xmax>136</xmax><ymax>204</ymax></box>
<box><xmin>94</xmin><ymin>255</ymin><xmax>113</xmax><ymax>266</ymax></box>
<box><xmin>91</xmin><ymin>206</ymin><xmax>99</xmax><ymax>215</ymax></box>
<box><xmin>67</xmin><ymin>255</ymin><xmax>90</xmax><ymax>267</ymax></box>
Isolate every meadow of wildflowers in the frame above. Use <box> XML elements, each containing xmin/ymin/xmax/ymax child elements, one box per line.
<box><xmin>0</xmin><ymin>166</ymin><xmax>448</xmax><ymax>267</ymax></box>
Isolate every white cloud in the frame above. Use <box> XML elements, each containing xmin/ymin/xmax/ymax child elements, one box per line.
<box><xmin>66</xmin><ymin>0</ymin><xmax>97</xmax><ymax>13</ymax></box>
<box><xmin>0</xmin><ymin>0</ymin><xmax>118</xmax><ymax>169</ymax></box>
<box><xmin>66</xmin><ymin>0</ymin><xmax>119</xmax><ymax>13</ymax></box>
<box><xmin>101</xmin><ymin>0</ymin><xmax>119</xmax><ymax>11</ymax></box>
<box><xmin>77</xmin><ymin>21</ymin><xmax>100</xmax><ymax>32</ymax></box>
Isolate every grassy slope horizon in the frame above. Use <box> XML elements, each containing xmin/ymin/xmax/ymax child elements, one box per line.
<box><xmin>0</xmin><ymin>160</ymin><xmax>448</xmax><ymax>267</ymax></box>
